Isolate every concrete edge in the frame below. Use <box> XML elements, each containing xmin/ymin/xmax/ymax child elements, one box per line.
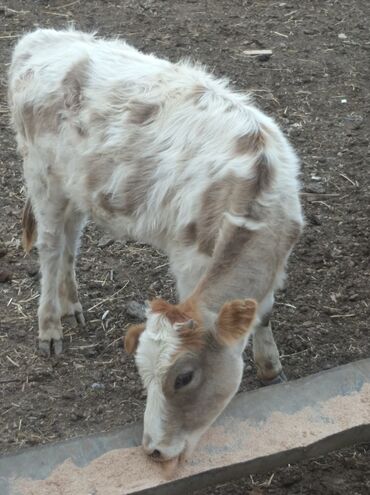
<box><xmin>133</xmin><ymin>424</ymin><xmax>370</xmax><ymax>495</ymax></box>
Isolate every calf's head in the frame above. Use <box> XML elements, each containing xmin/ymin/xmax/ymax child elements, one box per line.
<box><xmin>125</xmin><ymin>297</ymin><xmax>257</xmax><ymax>462</ymax></box>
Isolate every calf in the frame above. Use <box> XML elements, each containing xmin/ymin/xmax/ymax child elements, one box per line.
<box><xmin>9</xmin><ymin>29</ymin><xmax>303</xmax><ymax>461</ymax></box>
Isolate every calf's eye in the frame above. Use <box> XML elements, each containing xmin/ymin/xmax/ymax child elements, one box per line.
<box><xmin>174</xmin><ymin>371</ymin><xmax>194</xmax><ymax>390</ymax></box>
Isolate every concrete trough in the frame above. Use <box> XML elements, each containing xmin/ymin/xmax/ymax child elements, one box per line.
<box><xmin>1</xmin><ymin>358</ymin><xmax>370</xmax><ymax>495</ymax></box>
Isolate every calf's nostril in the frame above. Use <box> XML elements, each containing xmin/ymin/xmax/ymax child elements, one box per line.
<box><xmin>150</xmin><ymin>449</ymin><xmax>161</xmax><ymax>459</ymax></box>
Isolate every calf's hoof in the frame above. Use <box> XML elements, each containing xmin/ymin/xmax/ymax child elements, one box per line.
<box><xmin>260</xmin><ymin>370</ymin><xmax>287</xmax><ymax>387</ymax></box>
<box><xmin>38</xmin><ymin>338</ymin><xmax>63</xmax><ymax>357</ymax></box>
<box><xmin>63</xmin><ymin>310</ymin><xmax>85</xmax><ymax>328</ymax></box>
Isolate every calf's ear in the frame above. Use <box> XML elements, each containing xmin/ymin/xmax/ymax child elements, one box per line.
<box><xmin>217</xmin><ymin>299</ymin><xmax>257</xmax><ymax>345</ymax></box>
<box><xmin>124</xmin><ymin>323</ymin><xmax>145</xmax><ymax>354</ymax></box>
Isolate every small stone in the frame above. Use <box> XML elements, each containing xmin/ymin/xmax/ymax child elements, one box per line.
<box><xmin>257</xmin><ymin>53</ymin><xmax>271</xmax><ymax>62</ymax></box>
<box><xmin>61</xmin><ymin>392</ymin><xmax>75</xmax><ymax>400</ymax></box>
<box><xmin>0</xmin><ymin>270</ymin><xmax>12</xmax><ymax>283</ymax></box>
<box><xmin>71</xmin><ymin>409</ymin><xmax>85</xmax><ymax>421</ymax></box>
<box><xmin>91</xmin><ymin>382</ymin><xmax>105</xmax><ymax>390</ymax></box>
<box><xmin>304</xmin><ymin>182</ymin><xmax>326</xmax><ymax>194</ymax></box>
<box><xmin>126</xmin><ymin>300</ymin><xmax>146</xmax><ymax>320</ymax></box>
<box><xmin>301</xmin><ymin>320</ymin><xmax>314</xmax><ymax>327</ymax></box>
<box><xmin>307</xmin><ymin>213</ymin><xmax>322</xmax><ymax>226</ymax></box>
<box><xmin>98</xmin><ymin>236</ymin><xmax>114</xmax><ymax>248</ymax></box>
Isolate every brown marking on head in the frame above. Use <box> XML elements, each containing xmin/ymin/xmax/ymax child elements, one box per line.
<box><xmin>124</xmin><ymin>323</ymin><xmax>146</xmax><ymax>354</ymax></box>
<box><xmin>235</xmin><ymin>130</ymin><xmax>265</xmax><ymax>155</ymax></box>
<box><xmin>128</xmin><ymin>101</ymin><xmax>159</xmax><ymax>125</ymax></box>
<box><xmin>217</xmin><ymin>299</ymin><xmax>257</xmax><ymax>345</ymax></box>
<box><xmin>150</xmin><ymin>299</ymin><xmax>190</xmax><ymax>325</ymax></box>
<box><xmin>177</xmin><ymin>322</ymin><xmax>205</xmax><ymax>351</ymax></box>
<box><xmin>22</xmin><ymin>198</ymin><xmax>37</xmax><ymax>253</ymax></box>
<box><xmin>150</xmin><ymin>298</ymin><xmax>205</xmax><ymax>351</ymax></box>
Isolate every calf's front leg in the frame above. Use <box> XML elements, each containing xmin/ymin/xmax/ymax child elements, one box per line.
<box><xmin>35</xmin><ymin>200</ymin><xmax>66</xmax><ymax>356</ymax></box>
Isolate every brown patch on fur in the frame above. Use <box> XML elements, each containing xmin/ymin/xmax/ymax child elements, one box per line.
<box><xmin>62</xmin><ymin>58</ymin><xmax>89</xmax><ymax>111</ymax></box>
<box><xmin>182</xmin><ymin>222</ymin><xmax>197</xmax><ymax>245</ymax></box>
<box><xmin>250</xmin><ymin>154</ymin><xmax>274</xmax><ymax>196</ymax></box>
<box><xmin>196</xmin><ymin>172</ymin><xmax>268</xmax><ymax>257</ymax></box>
<box><xmin>217</xmin><ymin>299</ymin><xmax>257</xmax><ymax>345</ymax></box>
<box><xmin>98</xmin><ymin>192</ymin><xmax>116</xmax><ymax>214</ymax></box>
<box><xmin>124</xmin><ymin>323</ymin><xmax>145</xmax><ymax>354</ymax></box>
<box><xmin>18</xmin><ymin>99</ymin><xmax>63</xmax><ymax>141</ymax></box>
<box><xmin>186</xmin><ymin>85</ymin><xmax>208</xmax><ymax>105</ymax></box>
<box><xmin>204</xmin><ymin>223</ymin><xmax>255</xmax><ymax>285</ymax></box>
<box><xmin>197</xmin><ymin>177</ymin><xmax>234</xmax><ymax>256</ymax></box>
<box><xmin>128</xmin><ymin>101</ymin><xmax>159</xmax><ymax>125</ymax></box>
<box><xmin>235</xmin><ymin>130</ymin><xmax>265</xmax><ymax>155</ymax></box>
<box><xmin>22</xmin><ymin>198</ymin><xmax>37</xmax><ymax>253</ymax></box>
<box><xmin>119</xmin><ymin>157</ymin><xmax>156</xmax><ymax>216</ymax></box>
<box><xmin>86</xmin><ymin>156</ymin><xmax>117</xmax><ymax>192</ymax></box>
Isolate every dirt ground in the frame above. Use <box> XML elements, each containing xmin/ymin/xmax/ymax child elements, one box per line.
<box><xmin>0</xmin><ymin>0</ymin><xmax>369</xmax><ymax>494</ymax></box>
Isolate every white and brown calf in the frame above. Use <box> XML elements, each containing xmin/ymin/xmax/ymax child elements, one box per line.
<box><xmin>9</xmin><ymin>29</ymin><xmax>303</xmax><ymax>462</ymax></box>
